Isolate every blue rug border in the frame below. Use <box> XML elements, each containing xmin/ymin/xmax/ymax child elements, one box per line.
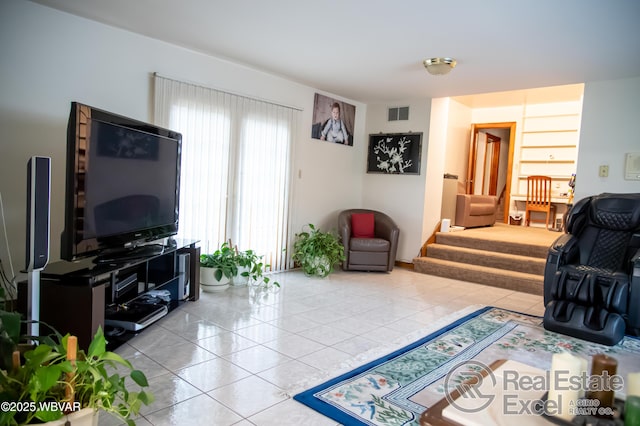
<box><xmin>293</xmin><ymin>305</ymin><xmax>497</xmax><ymax>426</ymax></box>
<box><xmin>293</xmin><ymin>305</ymin><xmax>640</xmax><ymax>425</ymax></box>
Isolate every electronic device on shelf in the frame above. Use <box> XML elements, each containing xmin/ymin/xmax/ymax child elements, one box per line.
<box><xmin>105</xmin><ymin>295</ymin><xmax>169</xmax><ymax>331</ymax></box>
<box><xmin>60</xmin><ymin>101</ymin><xmax>182</xmax><ymax>263</ymax></box>
<box><xmin>104</xmin><ymin>326</ymin><xmax>126</xmax><ymax>338</ymax></box>
<box><xmin>94</xmin><ymin>243</ymin><xmax>165</xmax><ymax>265</ymax></box>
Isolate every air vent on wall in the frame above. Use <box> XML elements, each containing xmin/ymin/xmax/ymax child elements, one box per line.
<box><xmin>388</xmin><ymin>106</ymin><xmax>409</xmax><ymax>121</ymax></box>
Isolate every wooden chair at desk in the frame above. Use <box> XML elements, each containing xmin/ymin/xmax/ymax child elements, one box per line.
<box><xmin>525</xmin><ymin>175</ymin><xmax>556</xmax><ymax>230</ymax></box>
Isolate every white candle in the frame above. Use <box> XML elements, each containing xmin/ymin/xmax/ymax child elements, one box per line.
<box><xmin>547</xmin><ymin>352</ymin><xmax>585</xmax><ymax>421</ymax></box>
<box><xmin>629</xmin><ymin>372</ymin><xmax>640</xmax><ymax>397</ymax></box>
<box><xmin>578</xmin><ymin>356</ymin><xmax>588</xmax><ymax>398</ymax></box>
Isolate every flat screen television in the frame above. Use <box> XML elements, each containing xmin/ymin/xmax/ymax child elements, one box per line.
<box><xmin>61</xmin><ymin>102</ymin><xmax>182</xmax><ymax>262</ymax></box>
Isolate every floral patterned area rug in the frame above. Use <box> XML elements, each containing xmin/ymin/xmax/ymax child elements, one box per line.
<box><xmin>293</xmin><ymin>306</ymin><xmax>640</xmax><ymax>426</ymax></box>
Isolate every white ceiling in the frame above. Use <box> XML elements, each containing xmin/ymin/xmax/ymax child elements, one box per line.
<box><xmin>31</xmin><ymin>0</ymin><xmax>640</xmax><ymax>105</ymax></box>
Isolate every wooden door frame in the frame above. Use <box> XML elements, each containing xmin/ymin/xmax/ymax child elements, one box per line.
<box><xmin>485</xmin><ymin>132</ymin><xmax>501</xmax><ymax>196</ymax></box>
<box><xmin>467</xmin><ymin>122</ymin><xmax>516</xmax><ymax>223</ymax></box>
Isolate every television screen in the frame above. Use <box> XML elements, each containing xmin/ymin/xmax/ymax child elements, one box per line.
<box><xmin>61</xmin><ymin>102</ymin><xmax>181</xmax><ymax>261</ymax></box>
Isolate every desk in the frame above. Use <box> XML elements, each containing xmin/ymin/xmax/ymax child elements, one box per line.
<box><xmin>510</xmin><ymin>195</ymin><xmax>570</xmax><ymax>229</ymax></box>
<box><xmin>510</xmin><ymin>195</ymin><xmax>570</xmax><ymax>204</ymax></box>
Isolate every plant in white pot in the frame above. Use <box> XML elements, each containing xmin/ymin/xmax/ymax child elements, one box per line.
<box><xmin>0</xmin><ymin>306</ymin><xmax>153</xmax><ymax>426</ymax></box>
<box><xmin>231</xmin><ymin>249</ymin><xmax>257</xmax><ymax>287</ymax></box>
<box><xmin>232</xmin><ymin>249</ymin><xmax>280</xmax><ymax>289</ymax></box>
<box><xmin>200</xmin><ymin>243</ymin><xmax>238</xmax><ymax>292</ymax></box>
<box><xmin>292</xmin><ymin>224</ymin><xmax>345</xmax><ymax>277</ymax></box>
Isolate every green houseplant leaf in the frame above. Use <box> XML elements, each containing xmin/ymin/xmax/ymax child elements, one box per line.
<box><xmin>0</xmin><ymin>309</ymin><xmax>154</xmax><ymax>426</ymax></box>
<box><xmin>235</xmin><ymin>249</ymin><xmax>280</xmax><ymax>288</ymax></box>
<box><xmin>292</xmin><ymin>224</ymin><xmax>345</xmax><ymax>277</ymax></box>
<box><xmin>200</xmin><ymin>242</ymin><xmax>238</xmax><ymax>282</ymax></box>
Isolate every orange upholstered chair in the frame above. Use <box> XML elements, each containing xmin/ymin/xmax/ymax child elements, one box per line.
<box><xmin>525</xmin><ymin>175</ymin><xmax>556</xmax><ymax>230</ymax></box>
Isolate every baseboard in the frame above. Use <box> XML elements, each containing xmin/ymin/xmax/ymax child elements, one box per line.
<box><xmin>420</xmin><ymin>220</ymin><xmax>442</xmax><ymax>256</ymax></box>
<box><xmin>395</xmin><ymin>261</ymin><xmax>414</xmax><ymax>270</ymax></box>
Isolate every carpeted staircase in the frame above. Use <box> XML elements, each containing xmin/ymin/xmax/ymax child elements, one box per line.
<box><xmin>413</xmin><ymin>223</ymin><xmax>559</xmax><ymax>295</ymax></box>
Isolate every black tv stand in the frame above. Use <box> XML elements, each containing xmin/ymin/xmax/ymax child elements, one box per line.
<box><xmin>94</xmin><ymin>243</ymin><xmax>166</xmax><ymax>265</ymax></box>
<box><xmin>19</xmin><ymin>239</ymin><xmax>200</xmax><ymax>350</ymax></box>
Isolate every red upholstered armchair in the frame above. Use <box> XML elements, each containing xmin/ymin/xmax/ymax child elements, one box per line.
<box><xmin>338</xmin><ymin>209</ymin><xmax>399</xmax><ymax>272</ymax></box>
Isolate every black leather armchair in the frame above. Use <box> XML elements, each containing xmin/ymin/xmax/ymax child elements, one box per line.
<box><xmin>543</xmin><ymin>193</ymin><xmax>640</xmax><ymax>345</ymax></box>
<box><xmin>338</xmin><ymin>209</ymin><xmax>399</xmax><ymax>272</ymax></box>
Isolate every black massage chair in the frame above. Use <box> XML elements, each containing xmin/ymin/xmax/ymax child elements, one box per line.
<box><xmin>543</xmin><ymin>192</ymin><xmax>640</xmax><ymax>346</ymax></box>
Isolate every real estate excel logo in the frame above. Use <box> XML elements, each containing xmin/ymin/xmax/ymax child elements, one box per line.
<box><xmin>442</xmin><ymin>359</ymin><xmax>624</xmax><ymax>417</ymax></box>
<box><xmin>443</xmin><ymin>360</ymin><xmax>496</xmax><ymax>412</ymax></box>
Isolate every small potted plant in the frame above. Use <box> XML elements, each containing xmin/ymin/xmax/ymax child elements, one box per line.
<box><xmin>0</xmin><ymin>307</ymin><xmax>153</xmax><ymax>426</ymax></box>
<box><xmin>232</xmin><ymin>249</ymin><xmax>258</xmax><ymax>286</ymax></box>
<box><xmin>199</xmin><ymin>242</ymin><xmax>238</xmax><ymax>292</ymax></box>
<box><xmin>231</xmin><ymin>249</ymin><xmax>280</xmax><ymax>289</ymax></box>
<box><xmin>292</xmin><ymin>224</ymin><xmax>345</xmax><ymax>277</ymax></box>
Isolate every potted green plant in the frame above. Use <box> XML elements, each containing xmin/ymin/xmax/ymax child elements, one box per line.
<box><xmin>199</xmin><ymin>242</ymin><xmax>238</xmax><ymax>292</ymax></box>
<box><xmin>292</xmin><ymin>223</ymin><xmax>345</xmax><ymax>277</ymax></box>
<box><xmin>0</xmin><ymin>307</ymin><xmax>153</xmax><ymax>426</ymax></box>
<box><xmin>228</xmin><ymin>248</ymin><xmax>279</xmax><ymax>289</ymax></box>
<box><xmin>231</xmin><ymin>249</ymin><xmax>258</xmax><ymax>287</ymax></box>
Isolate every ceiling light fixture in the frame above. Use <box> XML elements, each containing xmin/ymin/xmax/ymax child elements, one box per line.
<box><xmin>423</xmin><ymin>57</ymin><xmax>457</xmax><ymax>76</ymax></box>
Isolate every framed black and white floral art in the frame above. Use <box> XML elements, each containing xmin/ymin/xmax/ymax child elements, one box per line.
<box><xmin>366</xmin><ymin>132</ymin><xmax>422</xmax><ymax>174</ymax></box>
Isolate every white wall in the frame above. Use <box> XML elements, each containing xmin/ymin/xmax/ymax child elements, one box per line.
<box><xmin>422</xmin><ymin>99</ymin><xmax>448</xmax><ymax>249</ymax></box>
<box><xmin>444</xmin><ymin>84</ymin><xmax>640</xmax><ymax>216</ymax></box>
<box><xmin>0</xmin><ymin>1</ymin><xmax>365</xmax><ymax>274</ymax></box>
<box><xmin>294</xmin><ymin>93</ymin><xmax>367</xmax><ymax>235</ymax></box>
<box><xmin>575</xmin><ymin>77</ymin><xmax>640</xmax><ymax>201</ymax></box>
<box><xmin>1</xmin><ymin>2</ymin><xmax>638</xmax><ymax>279</ymax></box>
<box><xmin>443</xmin><ymin>100</ymin><xmax>472</xmax><ymax>187</ymax></box>
<box><xmin>363</xmin><ymin>101</ymin><xmax>431</xmax><ymax>262</ymax></box>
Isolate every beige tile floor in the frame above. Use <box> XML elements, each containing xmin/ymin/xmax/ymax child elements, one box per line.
<box><xmin>101</xmin><ymin>268</ymin><xmax>545</xmax><ymax>426</ymax></box>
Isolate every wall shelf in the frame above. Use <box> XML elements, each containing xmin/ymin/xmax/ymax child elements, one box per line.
<box><xmin>511</xmin><ymin>195</ymin><xmax>570</xmax><ymax>204</ymax></box>
<box><xmin>520</xmin><ymin>160</ymin><xmax>575</xmax><ymax>164</ymax></box>
<box><xmin>514</xmin><ymin>101</ymin><xmax>579</xmax><ymax>203</ymax></box>
<box><xmin>517</xmin><ymin>175</ymin><xmax>573</xmax><ymax>179</ymax></box>
<box><xmin>523</xmin><ymin>113</ymin><xmax>580</xmax><ymax>118</ymax></box>
<box><xmin>521</xmin><ymin>129</ymin><xmax>578</xmax><ymax>134</ymax></box>
<box><xmin>521</xmin><ymin>144</ymin><xmax>577</xmax><ymax>149</ymax></box>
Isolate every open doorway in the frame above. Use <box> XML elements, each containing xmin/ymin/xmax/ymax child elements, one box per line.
<box><xmin>467</xmin><ymin>122</ymin><xmax>516</xmax><ymax>223</ymax></box>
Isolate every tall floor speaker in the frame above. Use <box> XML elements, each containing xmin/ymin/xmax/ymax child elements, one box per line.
<box><xmin>25</xmin><ymin>156</ymin><xmax>51</xmax><ymax>337</ymax></box>
<box><xmin>25</xmin><ymin>156</ymin><xmax>51</xmax><ymax>271</ymax></box>
<box><xmin>177</xmin><ymin>252</ymin><xmax>190</xmax><ymax>300</ymax></box>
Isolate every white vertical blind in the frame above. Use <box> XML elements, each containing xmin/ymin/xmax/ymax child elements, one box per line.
<box><xmin>153</xmin><ymin>74</ymin><xmax>297</xmax><ymax>271</ymax></box>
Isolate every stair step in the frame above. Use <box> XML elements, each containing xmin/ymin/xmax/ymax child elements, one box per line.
<box><xmin>426</xmin><ymin>244</ymin><xmax>545</xmax><ymax>275</ymax></box>
<box><xmin>435</xmin><ymin>232</ymin><xmax>550</xmax><ymax>258</ymax></box>
<box><xmin>413</xmin><ymin>257</ymin><xmax>543</xmax><ymax>295</ymax></box>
